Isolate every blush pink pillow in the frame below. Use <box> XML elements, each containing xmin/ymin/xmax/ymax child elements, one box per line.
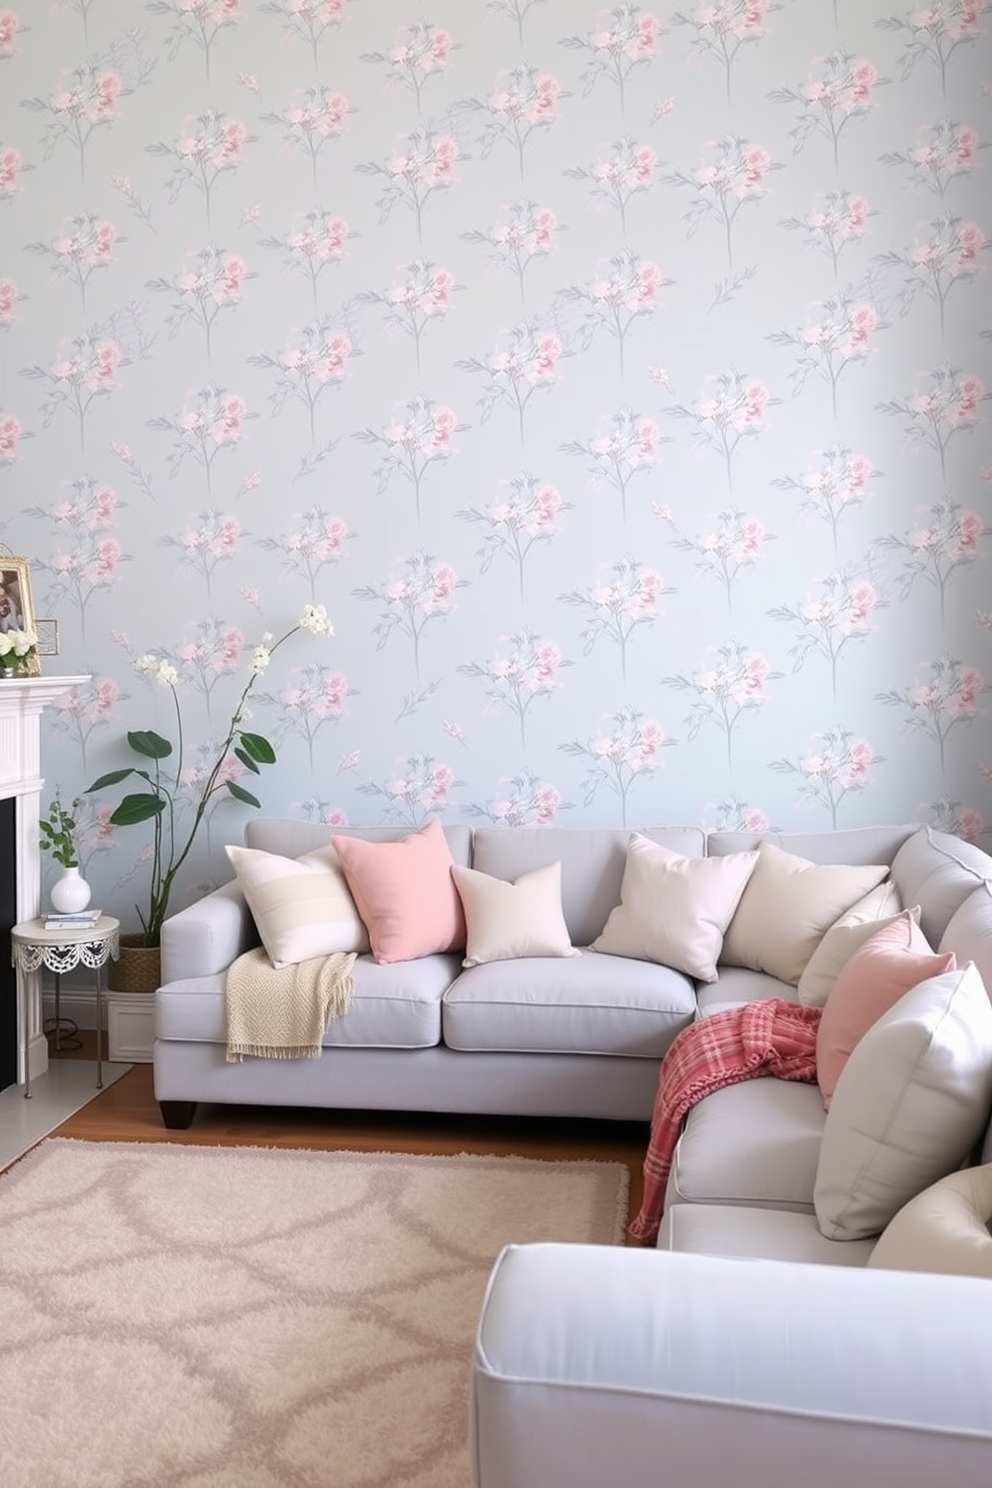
<box><xmin>331</xmin><ymin>818</ymin><xmax>466</xmax><ymax>964</ymax></box>
<box><xmin>816</xmin><ymin>910</ymin><xmax>956</xmax><ymax>1108</ymax></box>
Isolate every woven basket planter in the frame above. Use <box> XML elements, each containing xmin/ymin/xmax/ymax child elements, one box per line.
<box><xmin>108</xmin><ymin>933</ymin><xmax>162</xmax><ymax>994</ymax></box>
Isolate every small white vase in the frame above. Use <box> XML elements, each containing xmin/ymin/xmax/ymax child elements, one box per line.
<box><xmin>50</xmin><ymin>866</ymin><xmax>92</xmax><ymax>914</ymax></box>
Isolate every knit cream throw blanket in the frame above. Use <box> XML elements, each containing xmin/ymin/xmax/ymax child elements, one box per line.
<box><xmin>225</xmin><ymin>947</ymin><xmax>357</xmax><ymax>1062</ymax></box>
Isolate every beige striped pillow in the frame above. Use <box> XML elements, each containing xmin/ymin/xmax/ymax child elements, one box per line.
<box><xmin>226</xmin><ymin>844</ymin><xmax>370</xmax><ymax>968</ymax></box>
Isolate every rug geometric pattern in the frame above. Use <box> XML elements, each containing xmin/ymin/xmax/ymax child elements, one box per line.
<box><xmin>0</xmin><ymin>1139</ymin><xmax>628</xmax><ymax>1487</ymax></box>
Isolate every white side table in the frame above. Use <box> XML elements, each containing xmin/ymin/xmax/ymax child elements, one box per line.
<box><xmin>10</xmin><ymin>916</ymin><xmax>120</xmax><ymax>1098</ymax></box>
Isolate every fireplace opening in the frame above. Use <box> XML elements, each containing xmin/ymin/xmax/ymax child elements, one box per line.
<box><xmin>1</xmin><ymin>794</ymin><xmax>16</xmax><ymax>1092</ymax></box>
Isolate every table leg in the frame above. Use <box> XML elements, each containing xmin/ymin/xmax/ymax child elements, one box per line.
<box><xmin>94</xmin><ymin>963</ymin><xmax>103</xmax><ymax>1091</ymax></box>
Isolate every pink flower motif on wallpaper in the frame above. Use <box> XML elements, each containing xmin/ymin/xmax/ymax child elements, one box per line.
<box><xmin>22</xmin><ymin>39</ymin><xmax>140</xmax><ymax>183</ymax></box>
<box><xmin>0</xmin><ymin>146</ymin><xmax>22</xmax><ymax>201</ymax></box>
<box><xmin>769</xmin><ymin>570</ymin><xmax>880</xmax><ymax>700</ymax></box>
<box><xmin>148</xmin><ymin>244</ymin><xmax>249</xmax><ymax>359</ymax></box>
<box><xmin>52</xmin><ymin>676</ymin><xmax>123</xmax><ymax>771</ymax></box>
<box><xmin>249</xmin><ymin>319</ymin><xmax>352</xmax><ymax>443</ymax></box>
<box><xmin>769</xmin><ymin>292</ymin><xmax>880</xmax><ymax>418</ymax></box>
<box><xmin>261</xmin><ymin>0</ymin><xmax>346</xmax><ymax>69</ymax></box>
<box><xmin>663</xmin><ymin>132</ymin><xmax>774</xmax><ymax>298</ymax></box>
<box><xmin>486</xmin><ymin>0</ymin><xmax>548</xmax><ymax>45</ymax></box>
<box><xmin>22</xmin><ymin>325</ymin><xmax>124</xmax><ymax>451</ymax></box>
<box><xmin>111</xmin><ymin>173</ymin><xmax>155</xmax><ymax>231</ymax></box>
<box><xmin>260</xmin><ymin>85</ymin><xmax>348</xmax><ymax>188</ymax></box>
<box><xmin>671</xmin><ymin>1</ymin><xmax>770</xmax><ymax>104</ymax></box>
<box><xmin>458</xmin><ymin>320</ymin><xmax>562</xmax><ymax>445</ymax></box>
<box><xmin>664</xmin><ymin>641</ymin><xmax>776</xmax><ymax>770</ymax></box>
<box><xmin>27</xmin><ymin>212</ymin><xmax>119</xmax><ymax>312</ymax></box>
<box><xmin>150</xmin><ymin>107</ymin><xmax>249</xmax><ymax>225</ymax></box>
<box><xmin>295</xmin><ymin>795</ymin><xmax>350</xmax><ymax>829</ymax></box>
<box><xmin>878</xmin><ymin>655</ymin><xmax>985</xmax><ymax>774</ymax></box>
<box><xmin>878</xmin><ymin>215</ymin><xmax>985</xmax><ymax>335</ymax></box>
<box><xmin>29</xmin><ymin>476</ymin><xmax>124</xmax><ymax>638</ymax></box>
<box><xmin>361</xmin><ymin>21</ymin><xmax>453</xmax><ymax>114</ymax></box>
<box><xmin>770</xmin><ymin>50</ymin><xmax>882</xmax><ymax>172</ymax></box>
<box><xmin>665</xmin><ymin>370</ymin><xmax>771</xmax><ymax>491</ymax></box>
<box><xmin>157</xmin><ymin>620</ymin><xmax>245</xmax><ymax>724</ymax></box>
<box><xmin>463</xmin><ymin>199</ymin><xmax>558</xmax><ymax>304</ymax></box>
<box><xmin>561</xmin><ymin>557</ymin><xmax>669</xmax><ymax>680</ymax></box>
<box><xmin>355</xmin><ymin>395</ymin><xmax>461</xmax><ymax>518</ymax></box>
<box><xmin>878</xmin><ymin>1</ymin><xmax>983</xmax><ymax>100</ymax></box>
<box><xmin>358</xmin><ymin>259</ymin><xmax>457</xmax><ymax>371</ymax></box>
<box><xmin>148</xmin><ymin>0</ymin><xmax>240</xmax><ymax>82</ymax></box>
<box><xmin>882</xmin><ymin>117</ymin><xmax>981</xmax><ymax>199</ymax></box>
<box><xmin>706</xmin><ymin>794</ymin><xmax>770</xmax><ymax>833</ymax></box>
<box><xmin>256</xmin><ymin>662</ymin><xmax>351</xmax><ymax>768</ymax></box>
<box><xmin>464</xmin><ymin>63</ymin><xmax>562</xmax><ymax>179</ymax></box>
<box><xmin>562</xmin><ymin>5</ymin><xmax>661</xmax><ymax>116</ymax></box>
<box><xmin>562</xmin><ymin>249</ymin><xmax>665</xmax><ymax>376</ymax></box>
<box><xmin>876</xmin><ymin>497</ymin><xmax>986</xmax><ymax>624</ymax></box>
<box><xmin>466</xmin><ymin>771</ymin><xmax>567</xmax><ymax>827</ymax></box>
<box><xmin>355</xmin><ymin>550</ymin><xmax>462</xmax><ymax>685</ymax></box>
<box><xmin>781</xmin><ymin>189</ymin><xmax>871</xmax><ymax>281</ymax></box>
<box><xmin>566</xmin><ymin>137</ymin><xmax>657</xmax><ymax>236</ymax></box>
<box><xmin>258</xmin><ymin>507</ymin><xmax>351</xmax><ymax>600</ymax></box>
<box><xmin>358</xmin><ymin>753</ymin><xmax>458</xmax><ymax>827</ymax></box>
<box><xmin>770</xmin><ymin>728</ymin><xmax>880</xmax><ymax>829</ymax></box>
<box><xmin>562</xmin><ymin>407</ymin><xmax>663</xmax><ymax>519</ymax></box>
<box><xmin>0</xmin><ymin>10</ymin><xmax>20</xmax><ymax>58</ymax></box>
<box><xmin>664</xmin><ymin>504</ymin><xmax>769</xmax><ymax>615</ymax></box>
<box><xmin>560</xmin><ymin>705</ymin><xmax>669</xmax><ymax>826</ymax></box>
<box><xmin>460</xmin><ymin>629</ymin><xmax>567</xmax><ymax>747</ymax></box>
<box><xmin>357</xmin><ymin>125</ymin><xmax>460</xmax><ymax>244</ymax></box>
<box><xmin>773</xmin><ymin>445</ymin><xmax>876</xmax><ymax>551</ymax></box>
<box><xmin>111</xmin><ymin>439</ymin><xmax>155</xmax><ymax>500</ymax></box>
<box><xmin>0</xmin><ymin>410</ymin><xmax>22</xmax><ymax>466</ymax></box>
<box><xmin>458</xmin><ymin>471</ymin><xmax>565</xmax><ymax>597</ymax></box>
<box><xmin>922</xmin><ymin>793</ymin><xmax>984</xmax><ymax>842</ymax></box>
<box><xmin>148</xmin><ymin>384</ymin><xmax>251</xmax><ymax>498</ymax></box>
<box><xmin>160</xmin><ymin>509</ymin><xmax>241</xmax><ymax>600</ymax></box>
<box><xmin>259</xmin><ymin>209</ymin><xmax>350</xmax><ymax>309</ymax></box>
<box><xmin>877</xmin><ymin>363</ymin><xmax>986</xmax><ymax>480</ymax></box>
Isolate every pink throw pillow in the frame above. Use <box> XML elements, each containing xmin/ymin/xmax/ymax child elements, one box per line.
<box><xmin>331</xmin><ymin>818</ymin><xmax>466</xmax><ymax>964</ymax></box>
<box><xmin>816</xmin><ymin>910</ymin><xmax>956</xmax><ymax>1108</ymax></box>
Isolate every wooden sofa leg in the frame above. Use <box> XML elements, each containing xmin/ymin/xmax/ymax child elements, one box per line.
<box><xmin>159</xmin><ymin>1100</ymin><xmax>198</xmax><ymax>1130</ymax></box>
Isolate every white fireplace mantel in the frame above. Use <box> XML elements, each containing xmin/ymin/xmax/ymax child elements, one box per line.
<box><xmin>1</xmin><ymin>675</ymin><xmax>91</xmax><ymax>1087</ymax></box>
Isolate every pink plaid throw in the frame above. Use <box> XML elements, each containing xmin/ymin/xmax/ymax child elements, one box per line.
<box><xmin>630</xmin><ymin>998</ymin><xmax>822</xmax><ymax>1245</ymax></box>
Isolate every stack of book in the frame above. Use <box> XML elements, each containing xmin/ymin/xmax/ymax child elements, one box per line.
<box><xmin>43</xmin><ymin>908</ymin><xmax>103</xmax><ymax>931</ymax></box>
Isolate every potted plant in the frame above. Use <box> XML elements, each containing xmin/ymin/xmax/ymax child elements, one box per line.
<box><xmin>39</xmin><ymin>788</ymin><xmax>92</xmax><ymax>913</ymax></box>
<box><xmin>86</xmin><ymin>605</ymin><xmax>335</xmax><ymax>989</ymax></box>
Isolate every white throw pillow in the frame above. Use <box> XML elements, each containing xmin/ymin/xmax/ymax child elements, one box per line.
<box><xmin>868</xmin><ymin>1165</ymin><xmax>992</xmax><ymax>1278</ymax></box>
<box><xmin>451</xmin><ymin>861</ymin><xmax>578</xmax><ymax>968</ymax></box>
<box><xmin>814</xmin><ymin>963</ymin><xmax>992</xmax><ymax>1241</ymax></box>
<box><xmin>798</xmin><ymin>885</ymin><xmax>912</xmax><ymax>1008</ymax></box>
<box><xmin>720</xmin><ymin>841</ymin><xmax>889</xmax><ymax>986</ymax></box>
<box><xmin>225</xmin><ymin>843</ymin><xmax>370</xmax><ymax>968</ymax></box>
<box><xmin>592</xmin><ymin>834</ymin><xmax>758</xmax><ymax>982</ymax></box>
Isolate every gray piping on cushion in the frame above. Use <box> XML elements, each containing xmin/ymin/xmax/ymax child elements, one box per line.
<box><xmin>924</xmin><ymin>826</ymin><xmax>992</xmax><ymax>883</ymax></box>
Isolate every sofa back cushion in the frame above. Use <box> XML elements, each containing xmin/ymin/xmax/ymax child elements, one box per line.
<box><xmin>707</xmin><ymin>824</ymin><xmax>915</xmax><ymax>867</ymax></box>
<box><xmin>890</xmin><ymin>826</ymin><xmax>992</xmax><ymax>947</ymax></box>
<box><xmin>470</xmin><ymin>826</ymin><xmax>706</xmax><ymax>947</ymax></box>
<box><xmin>245</xmin><ymin>817</ymin><xmax>473</xmax><ymax>867</ymax></box>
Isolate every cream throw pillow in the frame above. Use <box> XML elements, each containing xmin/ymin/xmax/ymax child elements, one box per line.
<box><xmin>720</xmin><ymin>842</ymin><xmax>889</xmax><ymax>986</ymax></box>
<box><xmin>451</xmin><ymin>861</ymin><xmax>578</xmax><ymax>968</ymax></box>
<box><xmin>226</xmin><ymin>843</ymin><xmax>370</xmax><ymax>968</ymax></box>
<box><xmin>868</xmin><ymin>1165</ymin><xmax>992</xmax><ymax>1278</ymax></box>
<box><xmin>798</xmin><ymin>884</ymin><xmax>912</xmax><ymax>1008</ymax></box>
<box><xmin>592</xmin><ymin>834</ymin><xmax>758</xmax><ymax>982</ymax></box>
<box><xmin>814</xmin><ymin>963</ymin><xmax>992</xmax><ymax>1241</ymax></box>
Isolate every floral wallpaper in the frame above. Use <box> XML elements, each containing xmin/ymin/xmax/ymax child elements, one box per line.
<box><xmin>1</xmin><ymin>0</ymin><xmax>990</xmax><ymax>929</ymax></box>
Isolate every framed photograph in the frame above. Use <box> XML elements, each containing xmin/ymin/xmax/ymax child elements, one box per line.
<box><xmin>0</xmin><ymin>555</ymin><xmax>40</xmax><ymax>676</ymax></box>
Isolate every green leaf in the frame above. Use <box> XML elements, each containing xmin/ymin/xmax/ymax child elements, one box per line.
<box><xmin>233</xmin><ymin>746</ymin><xmax>261</xmax><ymax>775</ymax></box>
<box><xmin>127</xmin><ymin>730</ymin><xmax>172</xmax><ymax>760</ymax></box>
<box><xmin>86</xmin><ymin>768</ymin><xmax>138</xmax><ymax>792</ymax></box>
<box><xmin>226</xmin><ymin>782</ymin><xmax>261</xmax><ymax>808</ymax></box>
<box><xmin>238</xmin><ymin>732</ymin><xmax>276</xmax><ymax>765</ymax></box>
<box><xmin>110</xmin><ymin>793</ymin><xmax>167</xmax><ymax>826</ymax></box>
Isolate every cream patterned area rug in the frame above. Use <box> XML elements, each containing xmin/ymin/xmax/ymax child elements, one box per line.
<box><xmin>0</xmin><ymin>1138</ymin><xmax>628</xmax><ymax>1488</ymax></box>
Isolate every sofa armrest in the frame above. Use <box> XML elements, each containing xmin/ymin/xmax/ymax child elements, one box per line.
<box><xmin>160</xmin><ymin>880</ymin><xmax>258</xmax><ymax>983</ymax></box>
<box><xmin>472</xmin><ymin>1243</ymin><xmax>992</xmax><ymax>1488</ymax></box>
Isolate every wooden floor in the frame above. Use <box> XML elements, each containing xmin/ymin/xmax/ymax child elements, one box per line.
<box><xmin>50</xmin><ymin>1035</ymin><xmax>649</xmax><ymax>1233</ymax></box>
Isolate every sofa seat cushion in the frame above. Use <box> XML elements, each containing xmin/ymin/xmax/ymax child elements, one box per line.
<box><xmin>441</xmin><ymin>948</ymin><xmax>695</xmax><ymax>1057</ymax></box>
<box><xmin>660</xmin><ymin>1202</ymin><xmax>876</xmax><ymax>1266</ymax></box>
<box><xmin>155</xmin><ymin>954</ymin><xmax>462</xmax><ymax>1049</ymax></box>
<box><xmin>668</xmin><ymin>1077</ymin><xmax>826</xmax><ymax>1212</ymax></box>
<box><xmin>696</xmin><ymin>967</ymin><xmax>797</xmax><ymax>1017</ymax></box>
